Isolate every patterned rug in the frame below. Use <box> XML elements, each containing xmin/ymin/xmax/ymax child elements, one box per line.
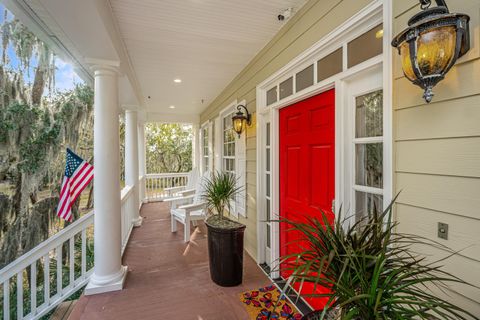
<box><xmin>240</xmin><ymin>284</ymin><xmax>302</xmax><ymax>320</ymax></box>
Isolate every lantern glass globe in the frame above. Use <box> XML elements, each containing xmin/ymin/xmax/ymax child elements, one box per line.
<box><xmin>399</xmin><ymin>26</ymin><xmax>457</xmax><ymax>82</ymax></box>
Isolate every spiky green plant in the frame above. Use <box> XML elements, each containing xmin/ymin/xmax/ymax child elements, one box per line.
<box><xmin>278</xmin><ymin>199</ymin><xmax>478</xmax><ymax>320</ymax></box>
<box><xmin>201</xmin><ymin>170</ymin><xmax>241</xmax><ymax>220</ymax></box>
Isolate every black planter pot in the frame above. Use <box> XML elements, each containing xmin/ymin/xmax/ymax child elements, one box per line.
<box><xmin>206</xmin><ymin>221</ymin><xmax>246</xmax><ymax>287</ymax></box>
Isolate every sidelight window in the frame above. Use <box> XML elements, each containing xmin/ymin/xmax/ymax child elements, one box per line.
<box><xmin>353</xmin><ymin>90</ymin><xmax>384</xmax><ymax>222</ymax></box>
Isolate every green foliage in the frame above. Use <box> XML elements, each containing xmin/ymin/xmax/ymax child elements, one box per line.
<box><xmin>281</xmin><ymin>199</ymin><xmax>478</xmax><ymax>320</ymax></box>
<box><xmin>0</xmin><ymin>7</ymin><xmax>95</xmax><ymax>317</ymax></box>
<box><xmin>0</xmin><ymin>84</ymin><xmax>93</xmax><ymax>175</ymax></box>
<box><xmin>4</xmin><ymin>101</ymin><xmax>40</xmax><ymax>130</ymax></box>
<box><xmin>202</xmin><ymin>171</ymin><xmax>241</xmax><ymax>222</ymax></box>
<box><xmin>18</xmin><ymin>122</ymin><xmax>61</xmax><ymax>174</ymax></box>
<box><xmin>145</xmin><ymin>123</ymin><xmax>192</xmax><ymax>173</ymax></box>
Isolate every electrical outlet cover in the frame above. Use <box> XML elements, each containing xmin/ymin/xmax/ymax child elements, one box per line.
<box><xmin>438</xmin><ymin>222</ymin><xmax>449</xmax><ymax>240</ymax></box>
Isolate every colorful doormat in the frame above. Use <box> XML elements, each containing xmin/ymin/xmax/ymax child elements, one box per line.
<box><xmin>240</xmin><ymin>284</ymin><xmax>302</xmax><ymax>320</ymax></box>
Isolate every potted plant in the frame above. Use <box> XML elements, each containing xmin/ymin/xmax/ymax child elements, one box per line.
<box><xmin>279</xmin><ymin>200</ymin><xmax>478</xmax><ymax>320</ymax></box>
<box><xmin>202</xmin><ymin>170</ymin><xmax>246</xmax><ymax>287</ymax></box>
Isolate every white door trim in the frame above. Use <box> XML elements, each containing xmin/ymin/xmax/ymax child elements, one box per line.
<box><xmin>255</xmin><ymin>0</ymin><xmax>393</xmax><ymax>279</ymax></box>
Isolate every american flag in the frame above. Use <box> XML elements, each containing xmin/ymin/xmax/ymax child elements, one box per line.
<box><xmin>56</xmin><ymin>148</ymin><xmax>94</xmax><ymax>221</ymax></box>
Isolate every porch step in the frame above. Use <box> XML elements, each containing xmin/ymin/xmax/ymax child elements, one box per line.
<box><xmin>50</xmin><ymin>300</ymin><xmax>77</xmax><ymax>320</ymax></box>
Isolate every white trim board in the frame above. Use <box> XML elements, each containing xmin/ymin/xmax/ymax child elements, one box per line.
<box><xmin>255</xmin><ymin>0</ymin><xmax>393</xmax><ymax>279</ymax></box>
<box><xmin>257</xmin><ymin>0</ymin><xmax>383</xmax><ymax>102</ymax></box>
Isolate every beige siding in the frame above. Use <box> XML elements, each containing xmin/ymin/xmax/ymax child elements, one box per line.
<box><xmin>393</xmin><ymin>0</ymin><xmax>480</xmax><ymax>311</ymax></box>
<box><xmin>200</xmin><ymin>0</ymin><xmax>374</xmax><ymax>260</ymax></box>
<box><xmin>199</xmin><ymin>0</ymin><xmax>480</xmax><ymax>313</ymax></box>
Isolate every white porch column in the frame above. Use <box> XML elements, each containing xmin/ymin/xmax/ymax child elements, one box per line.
<box><xmin>125</xmin><ymin>109</ymin><xmax>142</xmax><ymax>226</ymax></box>
<box><xmin>138</xmin><ymin>120</ymin><xmax>147</xmax><ymax>203</ymax></box>
<box><xmin>85</xmin><ymin>63</ymin><xmax>127</xmax><ymax>295</ymax></box>
<box><xmin>192</xmin><ymin>123</ymin><xmax>200</xmax><ymax>170</ymax></box>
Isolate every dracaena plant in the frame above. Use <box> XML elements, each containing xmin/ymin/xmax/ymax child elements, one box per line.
<box><xmin>278</xmin><ymin>199</ymin><xmax>478</xmax><ymax>320</ymax></box>
<box><xmin>201</xmin><ymin>170</ymin><xmax>241</xmax><ymax>221</ymax></box>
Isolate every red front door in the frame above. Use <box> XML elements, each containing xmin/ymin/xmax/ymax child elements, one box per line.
<box><xmin>279</xmin><ymin>89</ymin><xmax>335</xmax><ymax>310</ymax></box>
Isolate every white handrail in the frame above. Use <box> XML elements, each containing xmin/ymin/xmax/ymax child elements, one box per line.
<box><xmin>0</xmin><ymin>185</ymin><xmax>141</xmax><ymax>320</ymax></box>
<box><xmin>145</xmin><ymin>172</ymin><xmax>189</xmax><ymax>201</ymax></box>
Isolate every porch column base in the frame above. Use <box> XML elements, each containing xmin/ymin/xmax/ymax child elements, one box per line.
<box><xmin>132</xmin><ymin>216</ymin><xmax>143</xmax><ymax>227</ymax></box>
<box><xmin>84</xmin><ymin>265</ymin><xmax>128</xmax><ymax>296</ymax></box>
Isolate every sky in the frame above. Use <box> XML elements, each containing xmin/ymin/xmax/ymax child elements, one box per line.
<box><xmin>0</xmin><ymin>3</ymin><xmax>82</xmax><ymax>93</ymax></box>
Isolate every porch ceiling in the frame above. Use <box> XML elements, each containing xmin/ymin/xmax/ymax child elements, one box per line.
<box><xmin>109</xmin><ymin>0</ymin><xmax>307</xmax><ymax>117</ymax></box>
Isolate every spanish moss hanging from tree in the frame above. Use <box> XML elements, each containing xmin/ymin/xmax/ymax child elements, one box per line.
<box><xmin>0</xmin><ymin>9</ymin><xmax>94</xmax><ymax>268</ymax></box>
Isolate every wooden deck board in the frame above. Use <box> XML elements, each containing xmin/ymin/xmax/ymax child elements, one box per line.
<box><xmin>68</xmin><ymin>202</ymin><xmax>270</xmax><ymax>320</ymax></box>
<box><xmin>51</xmin><ymin>300</ymin><xmax>77</xmax><ymax>320</ymax></box>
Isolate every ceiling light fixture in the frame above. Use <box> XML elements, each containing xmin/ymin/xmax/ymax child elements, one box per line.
<box><xmin>169</xmin><ymin>105</ymin><xmax>175</xmax><ymax>109</ymax></box>
<box><xmin>174</xmin><ymin>79</ymin><xmax>182</xmax><ymax>83</ymax></box>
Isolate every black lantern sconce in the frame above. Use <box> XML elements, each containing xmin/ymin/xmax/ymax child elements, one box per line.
<box><xmin>232</xmin><ymin>104</ymin><xmax>252</xmax><ymax>138</ymax></box>
<box><xmin>391</xmin><ymin>0</ymin><xmax>470</xmax><ymax>103</ymax></box>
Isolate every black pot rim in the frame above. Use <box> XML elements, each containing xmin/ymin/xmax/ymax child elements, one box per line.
<box><xmin>205</xmin><ymin>220</ymin><xmax>246</xmax><ymax>233</ymax></box>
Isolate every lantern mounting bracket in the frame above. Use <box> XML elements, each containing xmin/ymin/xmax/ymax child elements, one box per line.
<box><xmin>419</xmin><ymin>0</ymin><xmax>448</xmax><ymax>11</ymax></box>
<box><xmin>235</xmin><ymin>105</ymin><xmax>251</xmax><ymax>126</ymax></box>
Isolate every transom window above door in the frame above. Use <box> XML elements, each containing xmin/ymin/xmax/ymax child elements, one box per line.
<box><xmin>264</xmin><ymin>23</ymin><xmax>384</xmax><ymax>107</ymax></box>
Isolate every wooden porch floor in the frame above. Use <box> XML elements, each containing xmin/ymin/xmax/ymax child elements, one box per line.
<box><xmin>68</xmin><ymin>202</ymin><xmax>270</xmax><ymax>320</ymax></box>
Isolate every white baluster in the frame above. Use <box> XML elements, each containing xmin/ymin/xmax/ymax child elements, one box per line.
<box><xmin>81</xmin><ymin>229</ymin><xmax>86</xmax><ymax>276</ymax></box>
<box><xmin>31</xmin><ymin>262</ymin><xmax>37</xmax><ymax>315</ymax></box>
<box><xmin>56</xmin><ymin>245</ymin><xmax>62</xmax><ymax>296</ymax></box>
<box><xmin>149</xmin><ymin>178</ymin><xmax>152</xmax><ymax>199</ymax></box>
<box><xmin>153</xmin><ymin>178</ymin><xmax>156</xmax><ymax>198</ymax></box>
<box><xmin>3</xmin><ymin>280</ymin><xmax>10</xmax><ymax>320</ymax></box>
<box><xmin>16</xmin><ymin>271</ymin><xmax>23</xmax><ymax>319</ymax></box>
<box><xmin>69</xmin><ymin>237</ymin><xmax>75</xmax><ymax>287</ymax></box>
<box><xmin>44</xmin><ymin>254</ymin><xmax>50</xmax><ymax>306</ymax></box>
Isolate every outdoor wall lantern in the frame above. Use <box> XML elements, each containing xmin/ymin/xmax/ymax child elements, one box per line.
<box><xmin>391</xmin><ymin>0</ymin><xmax>470</xmax><ymax>103</ymax></box>
<box><xmin>232</xmin><ymin>104</ymin><xmax>251</xmax><ymax>138</ymax></box>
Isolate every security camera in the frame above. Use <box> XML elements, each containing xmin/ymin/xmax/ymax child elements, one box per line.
<box><xmin>278</xmin><ymin>8</ymin><xmax>293</xmax><ymax>22</ymax></box>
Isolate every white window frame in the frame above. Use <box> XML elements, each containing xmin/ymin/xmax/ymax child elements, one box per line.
<box><xmin>218</xmin><ymin>100</ymin><xmax>247</xmax><ymax>218</ymax></box>
<box><xmin>221</xmin><ymin>110</ymin><xmax>236</xmax><ymax>176</ymax></box>
<box><xmin>255</xmin><ymin>0</ymin><xmax>393</xmax><ymax>276</ymax></box>
<box><xmin>344</xmin><ymin>66</ymin><xmax>385</xmax><ymax>227</ymax></box>
<box><xmin>200</xmin><ymin>120</ymin><xmax>213</xmax><ymax>175</ymax></box>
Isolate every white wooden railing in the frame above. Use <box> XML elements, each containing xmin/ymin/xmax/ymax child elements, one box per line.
<box><xmin>145</xmin><ymin>173</ymin><xmax>189</xmax><ymax>201</ymax></box>
<box><xmin>120</xmin><ymin>185</ymin><xmax>135</xmax><ymax>255</ymax></box>
<box><xmin>0</xmin><ymin>183</ymin><xmax>141</xmax><ymax>320</ymax></box>
<box><xmin>0</xmin><ymin>212</ymin><xmax>94</xmax><ymax>320</ymax></box>
<box><xmin>138</xmin><ymin>175</ymin><xmax>146</xmax><ymax>208</ymax></box>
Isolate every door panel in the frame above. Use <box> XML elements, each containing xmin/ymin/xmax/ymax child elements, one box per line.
<box><xmin>279</xmin><ymin>89</ymin><xmax>335</xmax><ymax>310</ymax></box>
